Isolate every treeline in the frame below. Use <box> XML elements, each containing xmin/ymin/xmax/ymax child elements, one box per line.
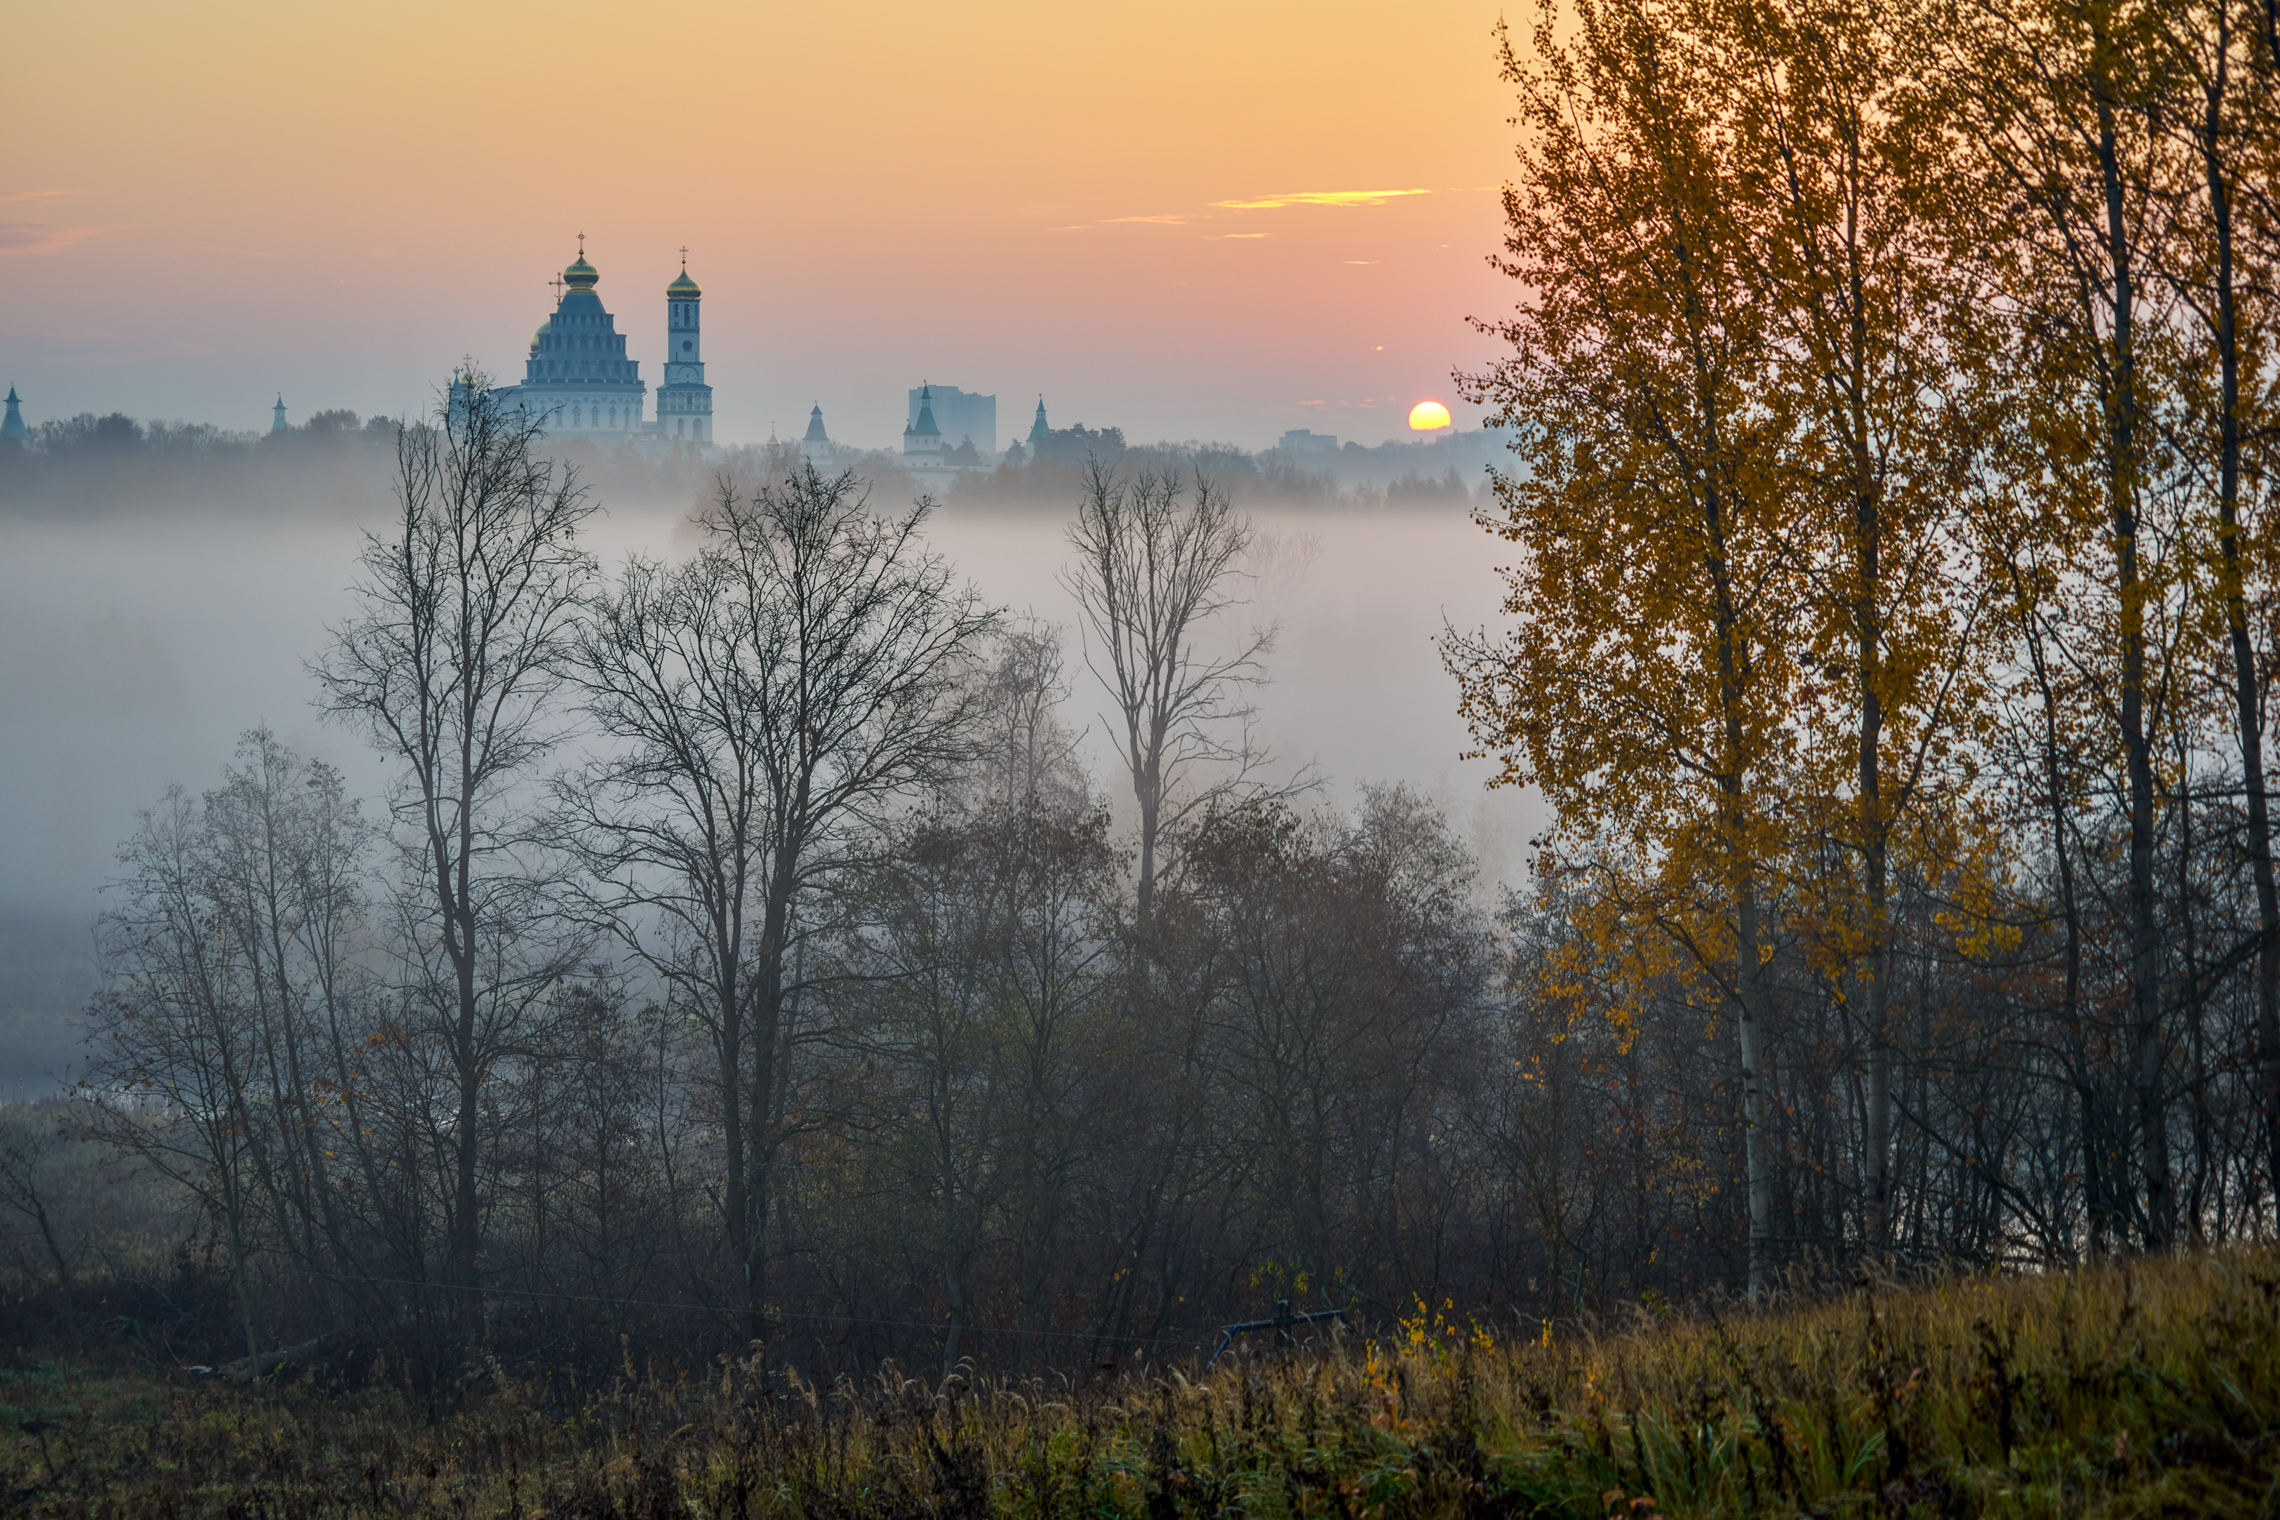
<box><xmin>1446</xmin><ymin>0</ymin><xmax>2280</xmax><ymax>1306</ymax></box>
<box><xmin>935</xmin><ymin>443</ymin><xmax>1490</xmax><ymax>513</ymax></box>
<box><xmin>0</xmin><ymin>409</ymin><xmax>402</xmax><ymax>519</ymax></box>
<box><xmin>0</xmin><ymin>406</ymin><xmax>709</xmax><ymax>520</ymax></box>
<box><xmin>0</xmin><ymin>405</ymin><xmax>1492</xmax><ymax>520</ymax></box>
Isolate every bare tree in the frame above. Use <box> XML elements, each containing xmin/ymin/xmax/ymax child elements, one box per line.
<box><xmin>200</xmin><ymin>729</ymin><xmax>371</xmax><ymax>1308</ymax></box>
<box><xmin>566</xmin><ymin>462</ymin><xmax>995</xmax><ymax>1344</ymax></box>
<box><xmin>836</xmin><ymin>630</ymin><xmax>1119</xmax><ymax>1374</ymax></box>
<box><xmin>85</xmin><ymin>786</ymin><xmax>276</xmax><ymax>1357</ymax></box>
<box><xmin>315</xmin><ymin>373</ymin><xmax>596</xmax><ymax>1325</ymax></box>
<box><xmin>1061</xmin><ymin>459</ymin><xmax>1277</xmax><ymax>927</ymax></box>
<box><xmin>0</xmin><ymin>1111</ymin><xmax>75</xmax><ymax>1292</ymax></box>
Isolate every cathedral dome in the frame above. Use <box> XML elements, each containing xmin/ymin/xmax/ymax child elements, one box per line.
<box><xmin>530</xmin><ymin>318</ymin><xmax>552</xmax><ymax>349</ymax></box>
<box><xmin>563</xmin><ymin>254</ymin><xmax>599</xmax><ymax>291</ymax></box>
<box><xmin>667</xmin><ymin>268</ymin><xmax>701</xmax><ymax>299</ymax></box>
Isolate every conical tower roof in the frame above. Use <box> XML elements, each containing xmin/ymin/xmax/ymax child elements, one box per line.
<box><xmin>803</xmin><ymin>404</ymin><xmax>829</xmax><ymax>443</ymax></box>
<box><xmin>912</xmin><ymin>384</ymin><xmax>940</xmax><ymax>438</ymax></box>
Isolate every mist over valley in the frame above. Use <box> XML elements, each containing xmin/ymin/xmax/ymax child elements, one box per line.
<box><xmin>0</xmin><ymin>433</ymin><xmax>1536</xmax><ymax>1093</ymax></box>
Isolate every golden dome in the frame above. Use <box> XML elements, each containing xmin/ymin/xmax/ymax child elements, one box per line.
<box><xmin>563</xmin><ymin>254</ymin><xmax>599</xmax><ymax>291</ymax></box>
<box><xmin>667</xmin><ymin>267</ymin><xmax>701</xmax><ymax>299</ymax></box>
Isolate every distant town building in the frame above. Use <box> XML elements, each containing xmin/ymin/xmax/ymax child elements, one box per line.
<box><xmin>2</xmin><ymin>387</ymin><xmax>28</xmax><ymax>448</ymax></box>
<box><xmin>801</xmin><ymin>403</ymin><xmax>832</xmax><ymax>462</ymax></box>
<box><xmin>908</xmin><ymin>385</ymin><xmax>995</xmax><ymax>459</ymax></box>
<box><xmin>902</xmin><ymin>385</ymin><xmax>950</xmax><ymax>475</ymax></box>
<box><xmin>272</xmin><ymin>395</ymin><xmax>288</xmax><ymax>432</ymax></box>
<box><xmin>495</xmin><ymin>239</ymin><xmax>713</xmax><ymax>445</ymax></box>
<box><xmin>1031</xmin><ymin>412</ymin><xmax>1126</xmax><ymax>465</ymax></box>
<box><xmin>1279</xmin><ymin>428</ymin><xmax>1337</xmax><ymax>455</ymax></box>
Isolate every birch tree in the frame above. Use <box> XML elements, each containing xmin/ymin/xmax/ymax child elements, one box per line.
<box><xmin>1448</xmin><ymin>0</ymin><xmax>1808</xmax><ymax>1299</ymax></box>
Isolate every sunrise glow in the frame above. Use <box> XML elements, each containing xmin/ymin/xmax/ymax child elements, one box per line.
<box><xmin>2</xmin><ymin>0</ymin><xmax>1509</xmax><ymax>447</ymax></box>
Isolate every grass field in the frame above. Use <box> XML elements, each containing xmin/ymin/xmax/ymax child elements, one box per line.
<box><xmin>4</xmin><ymin>1248</ymin><xmax>2277</xmax><ymax>1518</ymax></box>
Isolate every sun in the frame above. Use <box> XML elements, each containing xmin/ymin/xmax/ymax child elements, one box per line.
<box><xmin>1408</xmin><ymin>400</ymin><xmax>1452</xmax><ymax>431</ymax></box>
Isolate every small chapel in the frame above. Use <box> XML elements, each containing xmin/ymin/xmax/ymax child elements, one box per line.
<box><xmin>497</xmin><ymin>240</ymin><xmax>715</xmax><ymax>445</ymax></box>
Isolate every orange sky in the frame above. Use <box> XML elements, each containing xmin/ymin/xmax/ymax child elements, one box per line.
<box><xmin>3</xmin><ymin>0</ymin><xmax>1519</xmax><ymax>449</ymax></box>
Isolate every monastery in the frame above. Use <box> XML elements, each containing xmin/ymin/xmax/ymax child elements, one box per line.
<box><xmin>495</xmin><ymin>239</ymin><xmax>714</xmax><ymax>445</ymax></box>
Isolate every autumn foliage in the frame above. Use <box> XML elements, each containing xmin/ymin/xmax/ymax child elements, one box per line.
<box><xmin>1450</xmin><ymin>0</ymin><xmax>2280</xmax><ymax>1282</ymax></box>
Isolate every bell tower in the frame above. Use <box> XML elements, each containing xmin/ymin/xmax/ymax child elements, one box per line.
<box><xmin>657</xmin><ymin>250</ymin><xmax>714</xmax><ymax>444</ymax></box>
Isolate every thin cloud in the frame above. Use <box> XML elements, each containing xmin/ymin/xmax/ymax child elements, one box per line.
<box><xmin>1102</xmin><ymin>213</ymin><xmax>1187</xmax><ymax>225</ymax></box>
<box><xmin>1207</xmin><ymin>232</ymin><xmax>1269</xmax><ymax>240</ymax></box>
<box><xmin>0</xmin><ymin>221</ymin><xmax>112</xmax><ymax>256</ymax></box>
<box><xmin>0</xmin><ymin>190</ymin><xmax>83</xmax><ymax>205</ymax></box>
<box><xmin>1346</xmin><ymin>259</ymin><xmax>1380</xmax><ymax>265</ymax></box>
<box><xmin>1212</xmin><ymin>189</ymin><xmax>1431</xmax><ymax>210</ymax></box>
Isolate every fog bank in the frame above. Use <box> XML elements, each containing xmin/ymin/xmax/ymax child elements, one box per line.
<box><xmin>0</xmin><ymin>467</ymin><xmax>1540</xmax><ymax>1090</ymax></box>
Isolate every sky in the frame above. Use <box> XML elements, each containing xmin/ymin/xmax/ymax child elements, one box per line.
<box><xmin>2</xmin><ymin>0</ymin><xmax>1521</xmax><ymax>451</ymax></box>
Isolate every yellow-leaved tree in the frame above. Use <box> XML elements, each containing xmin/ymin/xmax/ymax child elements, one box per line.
<box><xmin>1447</xmin><ymin>0</ymin><xmax>1808</xmax><ymax>1301</ymax></box>
<box><xmin>1942</xmin><ymin>0</ymin><xmax>2185</xmax><ymax>1247</ymax></box>
<box><xmin>1715</xmin><ymin>0</ymin><xmax>1993</xmax><ymax>1251</ymax></box>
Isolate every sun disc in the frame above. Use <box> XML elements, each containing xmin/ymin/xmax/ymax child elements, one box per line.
<box><xmin>1408</xmin><ymin>400</ymin><xmax>1452</xmax><ymax>431</ymax></box>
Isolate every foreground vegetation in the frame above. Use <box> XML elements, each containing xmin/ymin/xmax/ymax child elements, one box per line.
<box><xmin>5</xmin><ymin>1247</ymin><xmax>2277</xmax><ymax>1518</ymax></box>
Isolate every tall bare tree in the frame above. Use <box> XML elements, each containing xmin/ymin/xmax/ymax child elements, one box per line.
<box><xmin>1061</xmin><ymin>459</ymin><xmax>1275</xmax><ymax>928</ymax></box>
<box><xmin>568</xmin><ymin>463</ymin><xmax>994</xmax><ymax>1344</ymax></box>
<box><xmin>316</xmin><ymin>374</ymin><xmax>597</xmax><ymax>1322</ymax></box>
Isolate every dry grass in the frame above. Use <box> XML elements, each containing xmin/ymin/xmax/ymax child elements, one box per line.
<box><xmin>5</xmin><ymin>1247</ymin><xmax>2277</xmax><ymax>1517</ymax></box>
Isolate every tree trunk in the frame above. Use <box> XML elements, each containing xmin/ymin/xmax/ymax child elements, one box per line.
<box><xmin>2194</xmin><ymin>21</ymin><xmax>2280</xmax><ymax>1225</ymax></box>
<box><xmin>2092</xmin><ymin>81</ymin><xmax>2169</xmax><ymax>1250</ymax></box>
<box><xmin>1712</xmin><ymin>518</ymin><xmax>1773</xmax><ymax>1301</ymax></box>
<box><xmin>1856</xmin><ymin>470</ymin><xmax>1892</xmax><ymax>1258</ymax></box>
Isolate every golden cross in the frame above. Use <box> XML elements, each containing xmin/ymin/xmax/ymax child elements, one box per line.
<box><xmin>549</xmin><ymin>274</ymin><xmax>564</xmax><ymax>300</ymax></box>
<box><xmin>577</xmin><ymin>231</ymin><xmax>585</xmax><ymax>256</ymax></box>
<box><xmin>679</xmin><ymin>245</ymin><xmax>689</xmax><ymax>266</ymax></box>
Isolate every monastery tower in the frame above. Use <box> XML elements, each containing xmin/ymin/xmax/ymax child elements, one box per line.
<box><xmin>656</xmin><ymin>254</ymin><xmax>713</xmax><ymax>444</ymax></box>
